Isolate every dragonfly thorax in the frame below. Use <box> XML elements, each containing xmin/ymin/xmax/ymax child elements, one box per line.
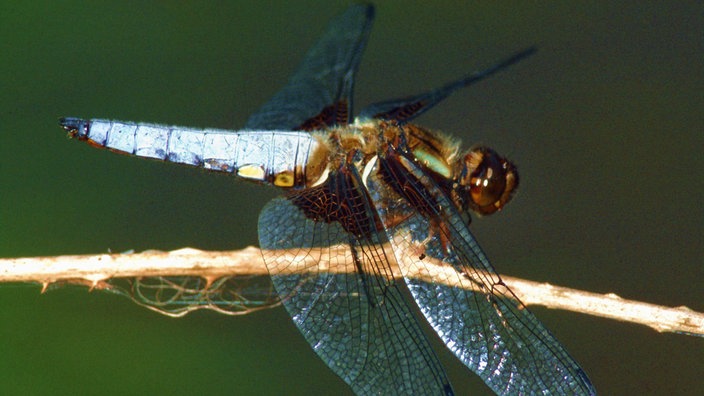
<box><xmin>367</xmin><ymin>121</ymin><xmax>519</xmax><ymax>217</ymax></box>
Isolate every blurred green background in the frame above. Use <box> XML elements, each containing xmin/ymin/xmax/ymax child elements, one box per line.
<box><xmin>1</xmin><ymin>1</ymin><xmax>702</xmax><ymax>395</ymax></box>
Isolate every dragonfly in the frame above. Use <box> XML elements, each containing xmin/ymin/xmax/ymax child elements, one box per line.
<box><xmin>60</xmin><ymin>4</ymin><xmax>595</xmax><ymax>395</ymax></box>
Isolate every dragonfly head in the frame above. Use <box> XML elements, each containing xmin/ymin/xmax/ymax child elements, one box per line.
<box><xmin>456</xmin><ymin>146</ymin><xmax>518</xmax><ymax>216</ymax></box>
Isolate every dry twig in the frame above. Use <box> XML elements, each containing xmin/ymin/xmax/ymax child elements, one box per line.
<box><xmin>1</xmin><ymin>247</ymin><xmax>701</xmax><ymax>336</ymax></box>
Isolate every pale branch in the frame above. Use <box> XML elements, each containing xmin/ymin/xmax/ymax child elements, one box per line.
<box><xmin>1</xmin><ymin>247</ymin><xmax>702</xmax><ymax>336</ymax></box>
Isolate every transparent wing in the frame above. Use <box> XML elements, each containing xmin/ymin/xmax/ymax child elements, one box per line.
<box><xmin>258</xmin><ymin>171</ymin><xmax>453</xmax><ymax>395</ymax></box>
<box><xmin>245</xmin><ymin>4</ymin><xmax>374</xmax><ymax>131</ymax></box>
<box><xmin>367</xmin><ymin>149</ymin><xmax>596</xmax><ymax>395</ymax></box>
<box><xmin>358</xmin><ymin>47</ymin><xmax>536</xmax><ymax>124</ymax></box>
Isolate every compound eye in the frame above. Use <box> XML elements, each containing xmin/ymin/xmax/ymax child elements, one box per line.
<box><xmin>459</xmin><ymin>147</ymin><xmax>518</xmax><ymax>215</ymax></box>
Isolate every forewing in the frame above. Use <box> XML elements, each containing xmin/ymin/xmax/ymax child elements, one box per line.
<box><xmin>358</xmin><ymin>48</ymin><xmax>536</xmax><ymax>124</ymax></box>
<box><xmin>367</xmin><ymin>153</ymin><xmax>596</xmax><ymax>395</ymax></box>
<box><xmin>258</xmin><ymin>171</ymin><xmax>453</xmax><ymax>395</ymax></box>
<box><xmin>245</xmin><ymin>4</ymin><xmax>374</xmax><ymax>131</ymax></box>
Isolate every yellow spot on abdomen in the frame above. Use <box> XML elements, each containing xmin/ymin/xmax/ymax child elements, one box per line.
<box><xmin>237</xmin><ymin>164</ymin><xmax>266</xmax><ymax>180</ymax></box>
